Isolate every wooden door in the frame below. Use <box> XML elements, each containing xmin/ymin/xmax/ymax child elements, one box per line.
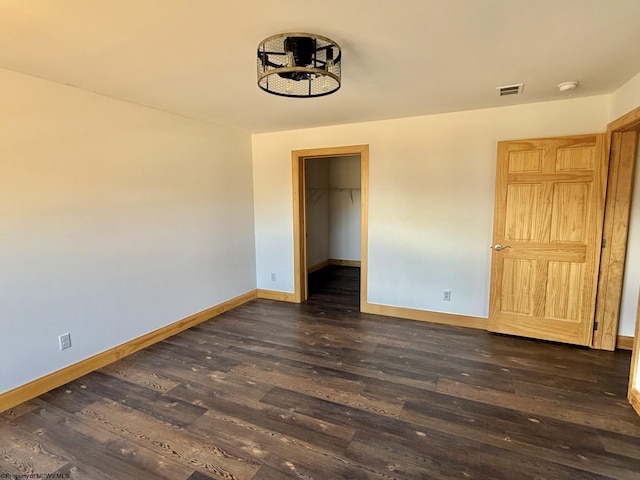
<box><xmin>488</xmin><ymin>134</ymin><xmax>607</xmax><ymax>346</ymax></box>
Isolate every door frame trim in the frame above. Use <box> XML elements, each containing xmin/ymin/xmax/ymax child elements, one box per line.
<box><xmin>593</xmin><ymin>106</ymin><xmax>640</xmax><ymax>350</ymax></box>
<box><xmin>291</xmin><ymin>144</ymin><xmax>369</xmax><ymax>307</ymax></box>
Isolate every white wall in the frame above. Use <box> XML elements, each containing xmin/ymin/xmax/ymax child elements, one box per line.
<box><xmin>0</xmin><ymin>69</ymin><xmax>256</xmax><ymax>393</ymax></box>
<box><xmin>611</xmin><ymin>72</ymin><xmax>640</xmax><ymax>121</ymax></box>
<box><xmin>329</xmin><ymin>156</ymin><xmax>361</xmax><ymax>261</ymax></box>
<box><xmin>252</xmin><ymin>96</ymin><xmax>611</xmax><ymax>317</ymax></box>
<box><xmin>304</xmin><ymin>155</ymin><xmax>361</xmax><ymax>270</ymax></box>
<box><xmin>305</xmin><ymin>158</ymin><xmax>330</xmax><ymax>268</ymax></box>
<box><xmin>611</xmin><ymin>72</ymin><xmax>640</xmax><ymax>337</ymax></box>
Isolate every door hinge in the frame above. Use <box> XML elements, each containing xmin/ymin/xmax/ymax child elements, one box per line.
<box><xmin>594</xmin><ymin>321</ymin><xmax>599</xmax><ymax>331</ymax></box>
<box><xmin>610</xmin><ymin>149</ymin><xmax>615</xmax><ymax>161</ymax></box>
<box><xmin>602</xmin><ymin>238</ymin><xmax>607</xmax><ymax>248</ymax></box>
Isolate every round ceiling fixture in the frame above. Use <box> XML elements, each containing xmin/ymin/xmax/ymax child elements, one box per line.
<box><xmin>257</xmin><ymin>33</ymin><xmax>341</xmax><ymax>98</ymax></box>
<box><xmin>558</xmin><ymin>81</ymin><xmax>579</xmax><ymax>92</ymax></box>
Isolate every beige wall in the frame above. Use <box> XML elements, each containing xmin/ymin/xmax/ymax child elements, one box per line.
<box><xmin>305</xmin><ymin>158</ymin><xmax>330</xmax><ymax>268</ymax></box>
<box><xmin>252</xmin><ymin>96</ymin><xmax>611</xmax><ymax>319</ymax></box>
<box><xmin>329</xmin><ymin>155</ymin><xmax>361</xmax><ymax>262</ymax></box>
<box><xmin>611</xmin><ymin>71</ymin><xmax>640</xmax><ymax>121</ymax></box>
<box><xmin>304</xmin><ymin>155</ymin><xmax>362</xmax><ymax>269</ymax></box>
<box><xmin>0</xmin><ymin>69</ymin><xmax>256</xmax><ymax>393</ymax></box>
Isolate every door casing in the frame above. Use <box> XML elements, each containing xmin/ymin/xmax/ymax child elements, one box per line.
<box><xmin>291</xmin><ymin>144</ymin><xmax>369</xmax><ymax>306</ymax></box>
<box><xmin>593</xmin><ymin>106</ymin><xmax>640</xmax><ymax>350</ymax></box>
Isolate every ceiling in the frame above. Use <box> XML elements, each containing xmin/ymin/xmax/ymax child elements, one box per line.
<box><xmin>1</xmin><ymin>0</ymin><xmax>640</xmax><ymax>133</ymax></box>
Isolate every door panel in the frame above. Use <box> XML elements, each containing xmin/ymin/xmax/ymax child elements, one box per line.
<box><xmin>488</xmin><ymin>134</ymin><xmax>607</xmax><ymax>346</ymax></box>
<box><xmin>550</xmin><ymin>183</ymin><xmax>589</xmax><ymax>242</ymax></box>
<box><xmin>505</xmin><ymin>184</ymin><xmax>541</xmax><ymax>241</ymax></box>
<box><xmin>500</xmin><ymin>258</ymin><xmax>535</xmax><ymax>315</ymax></box>
<box><xmin>545</xmin><ymin>261</ymin><xmax>584</xmax><ymax>320</ymax></box>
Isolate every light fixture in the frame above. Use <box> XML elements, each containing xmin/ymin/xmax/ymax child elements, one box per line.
<box><xmin>558</xmin><ymin>81</ymin><xmax>579</xmax><ymax>92</ymax></box>
<box><xmin>257</xmin><ymin>33</ymin><xmax>341</xmax><ymax>98</ymax></box>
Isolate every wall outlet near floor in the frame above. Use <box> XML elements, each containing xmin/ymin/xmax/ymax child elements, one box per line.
<box><xmin>271</xmin><ymin>272</ymin><xmax>277</xmax><ymax>281</ymax></box>
<box><xmin>443</xmin><ymin>290</ymin><xmax>452</xmax><ymax>301</ymax></box>
<box><xmin>59</xmin><ymin>333</ymin><xmax>72</xmax><ymax>351</ymax></box>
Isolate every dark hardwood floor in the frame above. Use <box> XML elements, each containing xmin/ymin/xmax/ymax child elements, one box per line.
<box><xmin>2</xmin><ymin>266</ymin><xmax>639</xmax><ymax>479</ymax></box>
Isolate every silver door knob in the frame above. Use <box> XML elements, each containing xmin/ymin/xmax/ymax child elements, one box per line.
<box><xmin>494</xmin><ymin>244</ymin><xmax>504</xmax><ymax>251</ymax></box>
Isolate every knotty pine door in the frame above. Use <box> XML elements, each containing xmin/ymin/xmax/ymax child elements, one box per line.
<box><xmin>488</xmin><ymin>134</ymin><xmax>607</xmax><ymax>346</ymax></box>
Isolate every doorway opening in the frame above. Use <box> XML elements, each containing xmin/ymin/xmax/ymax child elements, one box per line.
<box><xmin>305</xmin><ymin>153</ymin><xmax>361</xmax><ymax>307</ymax></box>
<box><xmin>292</xmin><ymin>145</ymin><xmax>369</xmax><ymax>309</ymax></box>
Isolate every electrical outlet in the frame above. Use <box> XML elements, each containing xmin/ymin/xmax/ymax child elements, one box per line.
<box><xmin>443</xmin><ymin>290</ymin><xmax>452</xmax><ymax>301</ymax></box>
<box><xmin>271</xmin><ymin>272</ymin><xmax>277</xmax><ymax>281</ymax></box>
<box><xmin>59</xmin><ymin>333</ymin><xmax>72</xmax><ymax>351</ymax></box>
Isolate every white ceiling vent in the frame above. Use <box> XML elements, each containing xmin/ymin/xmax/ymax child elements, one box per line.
<box><xmin>497</xmin><ymin>83</ymin><xmax>524</xmax><ymax>96</ymax></box>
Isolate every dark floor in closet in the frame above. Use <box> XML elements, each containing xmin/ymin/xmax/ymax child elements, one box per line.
<box><xmin>308</xmin><ymin>264</ymin><xmax>360</xmax><ymax>307</ymax></box>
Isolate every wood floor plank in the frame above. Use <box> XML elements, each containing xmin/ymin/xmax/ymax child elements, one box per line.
<box><xmin>513</xmin><ymin>379</ymin><xmax>635</xmax><ymax>415</ymax></box>
<box><xmin>0</xmin><ymin>401</ymin><xmax>39</xmax><ymax>421</ymax></box>
<box><xmin>0</xmin><ymin>424</ymin><xmax>69</xmax><ymax>476</ymax></box>
<box><xmin>223</xmin><ymin>344</ymin><xmax>369</xmax><ymax>391</ymax></box>
<box><xmin>2</xmin><ymin>266</ymin><xmax>638</xmax><ymax>479</ymax></box>
<box><xmin>172</xmin><ymin>382</ymin><xmax>354</xmax><ymax>454</ymax></box>
<box><xmin>400</xmin><ymin>395</ymin><xmax>640</xmax><ymax>479</ymax></box>
<box><xmin>597</xmin><ymin>430</ymin><xmax>640</xmax><ymax>461</ymax></box>
<box><xmin>436</xmin><ymin>378</ymin><xmax>640</xmax><ymax>436</ymax></box>
<box><xmin>34</xmin><ymin>401</ymin><xmax>194</xmax><ymax>479</ymax></box>
<box><xmin>373</xmin><ymin>342</ymin><xmax>517</xmax><ymax>392</ymax></box>
<box><xmin>400</xmin><ymin>392</ymin><xmax>605</xmax><ymax>452</ymax></box>
<box><xmin>113</xmin><ymin>345</ymin><xmax>271</xmax><ymax>400</ymax></box>
<box><xmin>170</xmin><ymin>377</ymin><xmax>354</xmax><ymax>443</ymax></box>
<box><xmin>189</xmin><ymin>410</ymin><xmax>386</xmax><ymax>480</ymax></box>
<box><xmin>4</xmin><ymin>406</ymin><xmax>162</xmax><ymax>480</ymax></box>
<box><xmin>250</xmin><ymin>464</ymin><xmax>304</xmax><ymax>480</ymax></box>
<box><xmin>146</xmin><ymin>341</ymin><xmax>241</xmax><ymax>372</ymax></box>
<box><xmin>79</xmin><ymin>399</ymin><xmax>261</xmax><ymax>479</ymax></box>
<box><xmin>188</xmin><ymin>406</ymin><xmax>344</xmax><ymax>467</ymax></box>
<box><xmin>344</xmin><ymin>438</ymin><xmax>488</xmax><ymax>480</ymax></box>
<box><xmin>348</xmin><ymin>430</ymin><xmax>617</xmax><ymax>480</ymax></box>
<box><xmin>225</xmin><ymin>337</ymin><xmax>440</xmax><ymax>393</ymax></box>
<box><xmin>36</xmin><ymin>380</ymin><xmax>103</xmax><ymax>414</ymax></box>
<box><xmin>75</xmin><ymin>371</ymin><xmax>207</xmax><ymax>428</ymax></box>
<box><xmin>99</xmin><ymin>359</ymin><xmax>181</xmax><ymax>393</ymax></box>
<box><xmin>261</xmin><ymin>386</ymin><xmax>620</xmax><ymax>479</ymax></box>
<box><xmin>228</xmin><ymin>360</ymin><xmax>403</xmax><ymax>417</ymax></box>
<box><xmin>187</xmin><ymin>471</ymin><xmax>219</xmax><ymax>480</ymax></box>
